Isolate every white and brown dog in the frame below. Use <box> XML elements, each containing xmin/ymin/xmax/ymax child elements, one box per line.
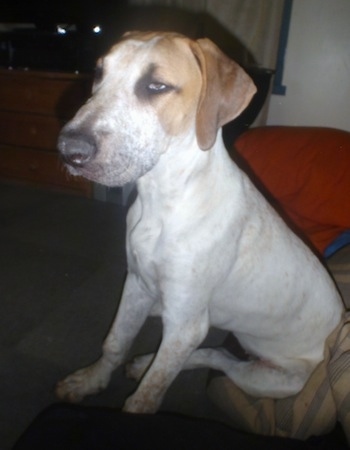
<box><xmin>57</xmin><ymin>32</ymin><xmax>344</xmax><ymax>415</ymax></box>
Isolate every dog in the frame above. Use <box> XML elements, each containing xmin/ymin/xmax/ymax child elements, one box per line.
<box><xmin>56</xmin><ymin>31</ymin><xmax>344</xmax><ymax>415</ymax></box>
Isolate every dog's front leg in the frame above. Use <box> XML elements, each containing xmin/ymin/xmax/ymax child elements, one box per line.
<box><xmin>56</xmin><ymin>273</ymin><xmax>154</xmax><ymax>402</ymax></box>
<box><xmin>123</xmin><ymin>308</ymin><xmax>209</xmax><ymax>413</ymax></box>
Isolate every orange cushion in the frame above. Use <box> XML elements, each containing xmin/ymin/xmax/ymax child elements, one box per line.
<box><xmin>234</xmin><ymin>126</ymin><xmax>350</xmax><ymax>255</ymax></box>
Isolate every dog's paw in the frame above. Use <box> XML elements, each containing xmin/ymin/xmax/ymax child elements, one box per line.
<box><xmin>55</xmin><ymin>363</ymin><xmax>111</xmax><ymax>402</ymax></box>
<box><xmin>55</xmin><ymin>374</ymin><xmax>86</xmax><ymax>403</ymax></box>
<box><xmin>125</xmin><ymin>354</ymin><xmax>154</xmax><ymax>381</ymax></box>
<box><xmin>123</xmin><ymin>392</ymin><xmax>159</xmax><ymax>414</ymax></box>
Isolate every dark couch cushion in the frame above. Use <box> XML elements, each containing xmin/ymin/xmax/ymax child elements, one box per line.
<box><xmin>234</xmin><ymin>126</ymin><xmax>350</xmax><ymax>256</ymax></box>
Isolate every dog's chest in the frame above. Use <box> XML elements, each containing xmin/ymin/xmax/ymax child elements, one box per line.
<box><xmin>127</xmin><ymin>212</ymin><xmax>164</xmax><ymax>293</ymax></box>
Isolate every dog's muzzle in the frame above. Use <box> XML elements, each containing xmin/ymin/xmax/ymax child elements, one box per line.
<box><xmin>57</xmin><ymin>129</ymin><xmax>97</xmax><ymax>169</ymax></box>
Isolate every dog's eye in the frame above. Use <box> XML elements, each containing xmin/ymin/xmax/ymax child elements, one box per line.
<box><xmin>147</xmin><ymin>82</ymin><xmax>172</xmax><ymax>94</ymax></box>
<box><xmin>135</xmin><ymin>65</ymin><xmax>175</xmax><ymax>101</ymax></box>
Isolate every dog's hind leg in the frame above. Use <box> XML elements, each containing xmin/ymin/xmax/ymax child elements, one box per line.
<box><xmin>125</xmin><ymin>348</ymin><xmax>235</xmax><ymax>383</ymax></box>
<box><xmin>181</xmin><ymin>347</ymin><xmax>312</xmax><ymax>399</ymax></box>
<box><xmin>126</xmin><ymin>346</ymin><xmax>312</xmax><ymax>399</ymax></box>
<box><xmin>126</xmin><ymin>353</ymin><xmax>155</xmax><ymax>381</ymax></box>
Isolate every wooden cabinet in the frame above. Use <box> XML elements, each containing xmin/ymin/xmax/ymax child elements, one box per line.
<box><xmin>0</xmin><ymin>69</ymin><xmax>93</xmax><ymax>196</ymax></box>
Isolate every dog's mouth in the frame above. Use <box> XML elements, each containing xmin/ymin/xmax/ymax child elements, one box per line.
<box><xmin>57</xmin><ymin>128</ymin><xmax>119</xmax><ymax>186</ymax></box>
<box><xmin>61</xmin><ymin>146</ymin><xmax>145</xmax><ymax>187</ymax></box>
<box><xmin>68</xmin><ymin>162</ymin><xmax>129</xmax><ymax>187</ymax></box>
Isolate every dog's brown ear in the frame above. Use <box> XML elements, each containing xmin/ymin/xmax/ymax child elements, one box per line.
<box><xmin>190</xmin><ymin>38</ymin><xmax>256</xmax><ymax>150</ymax></box>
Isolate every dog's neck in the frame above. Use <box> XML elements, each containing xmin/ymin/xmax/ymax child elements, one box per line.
<box><xmin>135</xmin><ymin>129</ymin><xmax>242</xmax><ymax>213</ymax></box>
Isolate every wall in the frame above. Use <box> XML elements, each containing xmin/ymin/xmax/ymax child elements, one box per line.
<box><xmin>267</xmin><ymin>0</ymin><xmax>350</xmax><ymax>132</ymax></box>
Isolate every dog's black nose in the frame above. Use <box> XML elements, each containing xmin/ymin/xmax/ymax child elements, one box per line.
<box><xmin>57</xmin><ymin>129</ymin><xmax>97</xmax><ymax>168</ymax></box>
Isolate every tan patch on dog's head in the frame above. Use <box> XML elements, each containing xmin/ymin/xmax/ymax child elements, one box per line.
<box><xmin>128</xmin><ymin>32</ymin><xmax>256</xmax><ymax>149</ymax></box>
<box><xmin>131</xmin><ymin>33</ymin><xmax>203</xmax><ymax>138</ymax></box>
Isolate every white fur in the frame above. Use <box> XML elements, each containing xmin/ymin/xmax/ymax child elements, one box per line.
<box><xmin>56</xmin><ymin>33</ymin><xmax>344</xmax><ymax>413</ymax></box>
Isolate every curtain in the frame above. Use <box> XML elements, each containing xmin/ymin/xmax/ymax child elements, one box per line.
<box><xmin>129</xmin><ymin>0</ymin><xmax>285</xmax><ymax>70</ymax></box>
<box><xmin>129</xmin><ymin>0</ymin><xmax>207</xmax><ymax>13</ymax></box>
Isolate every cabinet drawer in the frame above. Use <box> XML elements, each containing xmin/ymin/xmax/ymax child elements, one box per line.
<box><xmin>0</xmin><ymin>145</ymin><xmax>92</xmax><ymax>196</ymax></box>
<box><xmin>0</xmin><ymin>111</ymin><xmax>65</xmax><ymax>150</ymax></box>
<box><xmin>0</xmin><ymin>70</ymin><xmax>91</xmax><ymax>117</ymax></box>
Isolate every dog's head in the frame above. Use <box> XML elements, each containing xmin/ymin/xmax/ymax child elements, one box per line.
<box><xmin>57</xmin><ymin>31</ymin><xmax>256</xmax><ymax>186</ymax></box>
